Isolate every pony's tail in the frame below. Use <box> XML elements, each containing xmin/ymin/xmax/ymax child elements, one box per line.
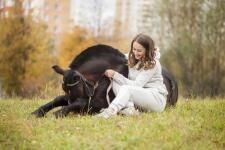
<box><xmin>170</xmin><ymin>77</ymin><xmax>178</xmax><ymax>106</ymax></box>
<box><xmin>162</xmin><ymin>68</ymin><xmax>178</xmax><ymax>106</ymax></box>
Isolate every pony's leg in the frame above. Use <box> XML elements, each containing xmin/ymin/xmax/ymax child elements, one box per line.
<box><xmin>88</xmin><ymin>97</ymin><xmax>109</xmax><ymax>113</ymax></box>
<box><xmin>53</xmin><ymin>98</ymin><xmax>87</xmax><ymax>118</ymax></box>
<box><xmin>31</xmin><ymin>95</ymin><xmax>68</xmax><ymax>117</ymax></box>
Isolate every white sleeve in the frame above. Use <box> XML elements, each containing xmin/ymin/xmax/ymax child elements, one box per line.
<box><xmin>113</xmin><ymin>66</ymin><xmax>157</xmax><ymax>87</ymax></box>
<box><xmin>124</xmin><ymin>53</ymin><xmax>129</xmax><ymax>60</ymax></box>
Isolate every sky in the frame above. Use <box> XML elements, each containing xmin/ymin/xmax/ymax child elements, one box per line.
<box><xmin>70</xmin><ymin>0</ymin><xmax>115</xmax><ymax>24</ymax></box>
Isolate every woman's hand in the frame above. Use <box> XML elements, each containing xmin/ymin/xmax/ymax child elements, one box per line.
<box><xmin>104</xmin><ymin>69</ymin><xmax>115</xmax><ymax>78</ymax></box>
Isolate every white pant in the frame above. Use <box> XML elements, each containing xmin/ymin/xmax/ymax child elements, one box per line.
<box><xmin>110</xmin><ymin>81</ymin><xmax>167</xmax><ymax>112</ymax></box>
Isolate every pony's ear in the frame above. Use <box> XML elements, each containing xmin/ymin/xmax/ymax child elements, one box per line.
<box><xmin>52</xmin><ymin>65</ymin><xmax>65</xmax><ymax>75</ymax></box>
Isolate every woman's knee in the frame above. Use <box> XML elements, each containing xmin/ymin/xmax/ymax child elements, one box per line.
<box><xmin>119</xmin><ymin>85</ymin><xmax>135</xmax><ymax>96</ymax></box>
<box><xmin>112</xmin><ymin>83</ymin><xmax>132</xmax><ymax>94</ymax></box>
<box><xmin>120</xmin><ymin>85</ymin><xmax>131</xmax><ymax>91</ymax></box>
<box><xmin>112</xmin><ymin>82</ymin><xmax>120</xmax><ymax>95</ymax></box>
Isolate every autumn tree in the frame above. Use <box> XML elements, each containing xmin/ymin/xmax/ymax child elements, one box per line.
<box><xmin>0</xmin><ymin>1</ymin><xmax>54</xmax><ymax>97</ymax></box>
<box><xmin>58</xmin><ymin>27</ymin><xmax>96</xmax><ymax>68</ymax></box>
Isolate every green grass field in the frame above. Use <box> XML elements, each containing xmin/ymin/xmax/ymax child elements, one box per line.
<box><xmin>0</xmin><ymin>98</ymin><xmax>224</xmax><ymax>150</ymax></box>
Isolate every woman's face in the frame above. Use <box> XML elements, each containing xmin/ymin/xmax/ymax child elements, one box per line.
<box><xmin>132</xmin><ymin>41</ymin><xmax>146</xmax><ymax>60</ymax></box>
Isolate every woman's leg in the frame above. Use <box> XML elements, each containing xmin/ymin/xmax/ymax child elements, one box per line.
<box><xmin>97</xmin><ymin>85</ymin><xmax>166</xmax><ymax>118</ymax></box>
<box><xmin>112</xmin><ymin>81</ymin><xmax>134</xmax><ymax>108</ymax></box>
<box><xmin>111</xmin><ymin>85</ymin><xmax>166</xmax><ymax>112</ymax></box>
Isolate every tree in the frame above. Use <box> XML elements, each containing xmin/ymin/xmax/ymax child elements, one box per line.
<box><xmin>159</xmin><ymin>0</ymin><xmax>225</xmax><ymax>97</ymax></box>
<box><xmin>58</xmin><ymin>27</ymin><xmax>96</xmax><ymax>68</ymax></box>
<box><xmin>0</xmin><ymin>2</ymin><xmax>54</xmax><ymax>97</ymax></box>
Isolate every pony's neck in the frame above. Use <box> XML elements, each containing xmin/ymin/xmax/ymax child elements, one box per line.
<box><xmin>78</xmin><ymin>70</ymin><xmax>103</xmax><ymax>85</ymax></box>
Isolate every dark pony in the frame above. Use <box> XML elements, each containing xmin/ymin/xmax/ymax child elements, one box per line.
<box><xmin>31</xmin><ymin>44</ymin><xmax>178</xmax><ymax>118</ymax></box>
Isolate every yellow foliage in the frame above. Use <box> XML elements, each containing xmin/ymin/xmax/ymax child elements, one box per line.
<box><xmin>22</xmin><ymin>22</ymin><xmax>55</xmax><ymax>95</ymax></box>
<box><xmin>0</xmin><ymin>15</ymin><xmax>54</xmax><ymax>96</ymax></box>
<box><xmin>58</xmin><ymin>27</ymin><xmax>96</xmax><ymax>68</ymax></box>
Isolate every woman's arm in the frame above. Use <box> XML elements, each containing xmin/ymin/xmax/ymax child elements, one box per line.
<box><xmin>112</xmin><ymin>68</ymin><xmax>156</xmax><ymax>87</ymax></box>
<box><xmin>105</xmin><ymin>63</ymin><xmax>158</xmax><ymax>87</ymax></box>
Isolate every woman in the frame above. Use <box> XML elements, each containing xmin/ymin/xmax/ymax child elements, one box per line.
<box><xmin>97</xmin><ymin>33</ymin><xmax>168</xmax><ymax>119</ymax></box>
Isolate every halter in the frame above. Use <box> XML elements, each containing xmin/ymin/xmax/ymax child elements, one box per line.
<box><xmin>63</xmin><ymin>70</ymin><xmax>112</xmax><ymax>110</ymax></box>
<box><xmin>66</xmin><ymin>81</ymin><xmax>80</xmax><ymax>87</ymax></box>
<box><xmin>64</xmin><ymin>70</ymin><xmax>98</xmax><ymax>96</ymax></box>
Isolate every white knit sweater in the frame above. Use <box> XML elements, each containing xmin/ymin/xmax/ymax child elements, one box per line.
<box><xmin>113</xmin><ymin>48</ymin><xmax>168</xmax><ymax>96</ymax></box>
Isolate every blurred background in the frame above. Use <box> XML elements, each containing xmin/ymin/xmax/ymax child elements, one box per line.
<box><xmin>0</xmin><ymin>0</ymin><xmax>224</xmax><ymax>98</ymax></box>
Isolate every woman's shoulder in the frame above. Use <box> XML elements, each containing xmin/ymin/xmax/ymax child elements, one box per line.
<box><xmin>144</xmin><ymin>60</ymin><xmax>161</xmax><ymax>72</ymax></box>
<box><xmin>154</xmin><ymin>59</ymin><xmax>162</xmax><ymax>70</ymax></box>
<box><xmin>154</xmin><ymin>47</ymin><xmax>161</xmax><ymax>60</ymax></box>
<box><xmin>124</xmin><ymin>53</ymin><xmax>129</xmax><ymax>59</ymax></box>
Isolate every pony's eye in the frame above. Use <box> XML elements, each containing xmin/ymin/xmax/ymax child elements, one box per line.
<box><xmin>73</xmin><ymin>75</ymin><xmax>81</xmax><ymax>81</ymax></box>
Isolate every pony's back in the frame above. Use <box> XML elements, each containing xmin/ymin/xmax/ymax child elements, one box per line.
<box><xmin>69</xmin><ymin>44</ymin><xmax>126</xmax><ymax>69</ymax></box>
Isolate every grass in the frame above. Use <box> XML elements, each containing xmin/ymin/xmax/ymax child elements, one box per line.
<box><xmin>0</xmin><ymin>98</ymin><xmax>224</xmax><ymax>150</ymax></box>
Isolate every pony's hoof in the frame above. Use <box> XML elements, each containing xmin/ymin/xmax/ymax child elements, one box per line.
<box><xmin>53</xmin><ymin>109</ymin><xmax>66</xmax><ymax>118</ymax></box>
<box><xmin>31</xmin><ymin>108</ymin><xmax>45</xmax><ymax>118</ymax></box>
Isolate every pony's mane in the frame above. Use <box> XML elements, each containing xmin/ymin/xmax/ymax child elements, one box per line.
<box><xmin>69</xmin><ymin>44</ymin><xmax>125</xmax><ymax>69</ymax></box>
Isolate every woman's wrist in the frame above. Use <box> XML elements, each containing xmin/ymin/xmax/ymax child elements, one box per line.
<box><xmin>104</xmin><ymin>69</ymin><xmax>116</xmax><ymax>78</ymax></box>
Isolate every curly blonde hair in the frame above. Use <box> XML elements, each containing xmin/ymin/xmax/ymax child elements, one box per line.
<box><xmin>128</xmin><ymin>34</ymin><xmax>156</xmax><ymax>70</ymax></box>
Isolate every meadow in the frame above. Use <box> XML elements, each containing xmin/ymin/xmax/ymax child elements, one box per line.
<box><xmin>0</xmin><ymin>98</ymin><xmax>224</xmax><ymax>150</ymax></box>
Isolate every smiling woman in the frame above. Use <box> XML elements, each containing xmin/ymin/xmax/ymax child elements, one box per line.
<box><xmin>97</xmin><ymin>33</ymin><xmax>169</xmax><ymax>119</ymax></box>
<box><xmin>132</xmin><ymin>42</ymin><xmax>146</xmax><ymax>60</ymax></box>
